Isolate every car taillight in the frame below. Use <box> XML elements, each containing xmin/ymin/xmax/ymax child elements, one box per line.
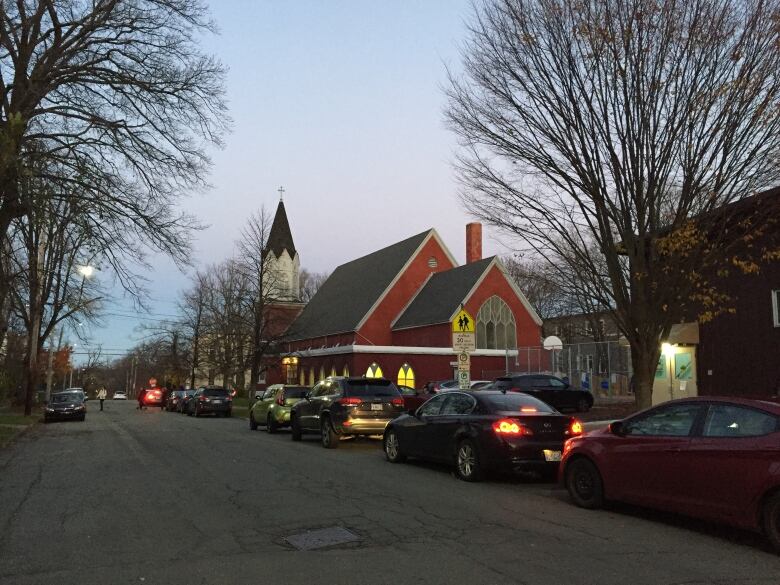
<box><xmin>492</xmin><ymin>419</ymin><xmax>533</xmax><ymax>436</ymax></box>
<box><xmin>338</xmin><ymin>397</ymin><xmax>362</xmax><ymax>406</ymax></box>
<box><xmin>567</xmin><ymin>419</ymin><xmax>584</xmax><ymax>436</ymax></box>
<box><xmin>199</xmin><ymin>395</ymin><xmax>207</xmax><ymax>401</ymax></box>
<box><xmin>391</xmin><ymin>397</ymin><xmax>404</xmax><ymax>407</ymax></box>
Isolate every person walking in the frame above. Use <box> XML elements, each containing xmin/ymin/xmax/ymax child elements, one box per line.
<box><xmin>97</xmin><ymin>387</ymin><xmax>107</xmax><ymax>411</ymax></box>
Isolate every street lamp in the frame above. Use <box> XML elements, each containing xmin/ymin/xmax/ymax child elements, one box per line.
<box><xmin>77</xmin><ymin>265</ymin><xmax>95</xmax><ymax>278</ymax></box>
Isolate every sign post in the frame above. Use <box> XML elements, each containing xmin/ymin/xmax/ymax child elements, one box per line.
<box><xmin>452</xmin><ymin>309</ymin><xmax>475</xmax><ymax>389</ymax></box>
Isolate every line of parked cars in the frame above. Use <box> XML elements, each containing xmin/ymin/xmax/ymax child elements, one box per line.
<box><xmin>246</xmin><ymin>375</ymin><xmax>780</xmax><ymax>553</ymax></box>
<box><xmin>162</xmin><ymin>386</ymin><xmax>233</xmax><ymax>417</ymax></box>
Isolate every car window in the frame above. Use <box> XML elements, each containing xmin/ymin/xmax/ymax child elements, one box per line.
<box><xmin>344</xmin><ymin>380</ymin><xmax>399</xmax><ymax>397</ymax></box>
<box><xmin>283</xmin><ymin>387</ymin><xmax>309</xmax><ymax>399</ymax></box>
<box><xmin>440</xmin><ymin>393</ymin><xmax>476</xmax><ymax>415</ymax></box>
<box><xmin>309</xmin><ymin>383</ymin><xmax>323</xmax><ymax>397</ymax></box>
<box><xmin>512</xmin><ymin>376</ymin><xmax>532</xmax><ymax>387</ymax></box>
<box><xmin>703</xmin><ymin>404</ymin><xmax>779</xmax><ymax>438</ymax></box>
<box><xmin>418</xmin><ymin>394</ymin><xmax>447</xmax><ymax>416</ymax></box>
<box><xmin>204</xmin><ymin>388</ymin><xmax>228</xmax><ymax>397</ymax></box>
<box><xmin>548</xmin><ymin>377</ymin><xmax>567</xmax><ymax>388</ymax></box>
<box><xmin>623</xmin><ymin>403</ymin><xmax>703</xmax><ymax>437</ymax></box>
<box><xmin>482</xmin><ymin>393</ymin><xmax>555</xmax><ymax>414</ymax></box>
<box><xmin>493</xmin><ymin>379</ymin><xmax>512</xmax><ymax>389</ymax></box>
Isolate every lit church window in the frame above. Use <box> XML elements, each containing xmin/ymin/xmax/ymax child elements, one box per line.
<box><xmin>397</xmin><ymin>364</ymin><xmax>415</xmax><ymax>388</ymax></box>
<box><xmin>476</xmin><ymin>296</ymin><xmax>517</xmax><ymax>350</ymax></box>
<box><xmin>343</xmin><ymin>365</ymin><xmax>350</xmax><ymax>377</ymax></box>
<box><xmin>366</xmin><ymin>362</ymin><xmax>384</xmax><ymax>378</ymax></box>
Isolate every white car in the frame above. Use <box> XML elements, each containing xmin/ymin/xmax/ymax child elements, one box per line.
<box><xmin>113</xmin><ymin>391</ymin><xmax>127</xmax><ymax>400</ymax></box>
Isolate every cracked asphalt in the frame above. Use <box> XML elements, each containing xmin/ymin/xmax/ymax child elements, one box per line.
<box><xmin>1</xmin><ymin>401</ymin><xmax>779</xmax><ymax>585</ymax></box>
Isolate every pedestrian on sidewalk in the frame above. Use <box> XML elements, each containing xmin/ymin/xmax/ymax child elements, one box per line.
<box><xmin>97</xmin><ymin>387</ymin><xmax>107</xmax><ymax>411</ymax></box>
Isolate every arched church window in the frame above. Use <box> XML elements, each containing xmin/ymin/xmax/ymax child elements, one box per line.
<box><xmin>319</xmin><ymin>365</ymin><xmax>325</xmax><ymax>382</ymax></box>
<box><xmin>308</xmin><ymin>368</ymin><xmax>315</xmax><ymax>386</ymax></box>
<box><xmin>366</xmin><ymin>363</ymin><xmax>384</xmax><ymax>378</ymax></box>
<box><xmin>397</xmin><ymin>364</ymin><xmax>415</xmax><ymax>388</ymax></box>
<box><xmin>343</xmin><ymin>365</ymin><xmax>350</xmax><ymax>377</ymax></box>
<box><xmin>476</xmin><ymin>296</ymin><xmax>517</xmax><ymax>350</ymax></box>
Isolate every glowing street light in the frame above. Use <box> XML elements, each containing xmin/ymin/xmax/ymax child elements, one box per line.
<box><xmin>77</xmin><ymin>265</ymin><xmax>95</xmax><ymax>278</ymax></box>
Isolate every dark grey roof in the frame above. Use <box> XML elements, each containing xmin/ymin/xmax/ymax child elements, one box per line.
<box><xmin>286</xmin><ymin>231</ymin><xmax>432</xmax><ymax>341</ymax></box>
<box><xmin>266</xmin><ymin>200</ymin><xmax>297</xmax><ymax>259</ymax></box>
<box><xmin>393</xmin><ymin>257</ymin><xmax>495</xmax><ymax>330</ymax></box>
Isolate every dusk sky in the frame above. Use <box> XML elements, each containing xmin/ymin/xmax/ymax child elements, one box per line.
<box><xmin>83</xmin><ymin>1</ymin><xmax>518</xmax><ymax>360</ymax></box>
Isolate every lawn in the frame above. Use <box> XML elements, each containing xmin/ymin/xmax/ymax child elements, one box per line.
<box><xmin>0</xmin><ymin>411</ymin><xmax>39</xmax><ymax>448</ymax></box>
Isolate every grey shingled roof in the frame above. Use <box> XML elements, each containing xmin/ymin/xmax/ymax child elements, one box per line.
<box><xmin>393</xmin><ymin>257</ymin><xmax>495</xmax><ymax>330</ymax></box>
<box><xmin>286</xmin><ymin>230</ymin><xmax>432</xmax><ymax>341</ymax></box>
<box><xmin>266</xmin><ymin>200</ymin><xmax>297</xmax><ymax>259</ymax></box>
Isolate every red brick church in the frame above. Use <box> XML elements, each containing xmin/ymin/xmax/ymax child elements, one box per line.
<box><xmin>271</xmin><ymin>222</ymin><xmax>542</xmax><ymax>389</ymax></box>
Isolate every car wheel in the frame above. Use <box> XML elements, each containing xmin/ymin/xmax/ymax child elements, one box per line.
<box><xmin>321</xmin><ymin>418</ymin><xmax>338</xmax><ymax>449</ymax></box>
<box><xmin>576</xmin><ymin>397</ymin><xmax>591</xmax><ymax>412</ymax></box>
<box><xmin>565</xmin><ymin>458</ymin><xmax>604</xmax><ymax>509</ymax></box>
<box><xmin>79</xmin><ymin>415</ymin><xmax>86</xmax><ymax>422</ymax></box>
<box><xmin>383</xmin><ymin>429</ymin><xmax>406</xmax><ymax>463</ymax></box>
<box><xmin>249</xmin><ymin>412</ymin><xmax>258</xmax><ymax>431</ymax></box>
<box><xmin>291</xmin><ymin>416</ymin><xmax>302</xmax><ymax>441</ymax></box>
<box><xmin>267</xmin><ymin>414</ymin><xmax>279</xmax><ymax>434</ymax></box>
<box><xmin>455</xmin><ymin>439</ymin><xmax>483</xmax><ymax>482</ymax></box>
<box><xmin>762</xmin><ymin>492</ymin><xmax>780</xmax><ymax>553</ymax></box>
<box><xmin>194</xmin><ymin>406</ymin><xmax>201</xmax><ymax>418</ymax></box>
<box><xmin>224</xmin><ymin>410</ymin><xmax>231</xmax><ymax>418</ymax></box>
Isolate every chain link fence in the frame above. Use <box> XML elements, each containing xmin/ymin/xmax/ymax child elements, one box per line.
<box><xmin>481</xmin><ymin>341</ymin><xmax>634</xmax><ymax>397</ymax></box>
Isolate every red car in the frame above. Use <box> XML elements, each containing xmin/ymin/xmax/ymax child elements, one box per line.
<box><xmin>142</xmin><ymin>387</ymin><xmax>164</xmax><ymax>407</ymax></box>
<box><xmin>560</xmin><ymin>397</ymin><xmax>780</xmax><ymax>552</ymax></box>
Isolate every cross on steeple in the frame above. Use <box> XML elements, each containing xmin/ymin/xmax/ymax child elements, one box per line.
<box><xmin>278</xmin><ymin>186</ymin><xmax>285</xmax><ymax>201</ymax></box>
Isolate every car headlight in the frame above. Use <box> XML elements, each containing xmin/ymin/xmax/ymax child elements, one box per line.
<box><xmin>45</xmin><ymin>407</ymin><xmax>54</xmax><ymax>412</ymax></box>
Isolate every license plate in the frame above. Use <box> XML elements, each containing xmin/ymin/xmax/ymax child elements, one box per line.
<box><xmin>370</xmin><ymin>403</ymin><xmax>382</xmax><ymax>411</ymax></box>
<box><xmin>212</xmin><ymin>400</ymin><xmax>222</xmax><ymax>404</ymax></box>
<box><xmin>543</xmin><ymin>450</ymin><xmax>562</xmax><ymax>462</ymax></box>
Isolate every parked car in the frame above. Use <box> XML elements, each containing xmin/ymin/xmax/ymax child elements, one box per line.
<box><xmin>397</xmin><ymin>385</ymin><xmax>433</xmax><ymax>413</ymax></box>
<box><xmin>45</xmin><ymin>391</ymin><xmax>87</xmax><ymax>423</ymax></box>
<box><xmin>383</xmin><ymin>390</ymin><xmax>582</xmax><ymax>481</ymax></box>
<box><xmin>142</xmin><ymin>387</ymin><xmax>164</xmax><ymax>408</ymax></box>
<box><xmin>178</xmin><ymin>389</ymin><xmax>196</xmax><ymax>413</ymax></box>
<box><xmin>424</xmin><ymin>380</ymin><xmax>460</xmax><ymax>393</ymax></box>
<box><xmin>165</xmin><ymin>390</ymin><xmax>185</xmax><ymax>411</ymax></box>
<box><xmin>470</xmin><ymin>380</ymin><xmax>492</xmax><ymax>390</ymax></box>
<box><xmin>491</xmin><ymin>374</ymin><xmax>593</xmax><ymax>412</ymax></box>
<box><xmin>112</xmin><ymin>391</ymin><xmax>127</xmax><ymax>400</ymax></box>
<box><xmin>290</xmin><ymin>377</ymin><xmax>405</xmax><ymax>448</ymax></box>
<box><xmin>187</xmin><ymin>386</ymin><xmax>232</xmax><ymax>417</ymax></box>
<box><xmin>249</xmin><ymin>385</ymin><xmax>309</xmax><ymax>432</ymax></box>
<box><xmin>560</xmin><ymin>396</ymin><xmax>780</xmax><ymax>552</ymax></box>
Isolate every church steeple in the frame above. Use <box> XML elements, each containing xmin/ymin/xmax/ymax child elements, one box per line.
<box><xmin>265</xmin><ymin>191</ymin><xmax>300</xmax><ymax>301</ymax></box>
<box><xmin>267</xmin><ymin>199</ymin><xmax>297</xmax><ymax>260</ymax></box>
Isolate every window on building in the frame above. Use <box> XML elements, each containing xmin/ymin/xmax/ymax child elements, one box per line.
<box><xmin>583</xmin><ymin>321</ymin><xmax>593</xmax><ymax>336</ymax></box>
<box><xmin>366</xmin><ymin>362</ymin><xmax>384</xmax><ymax>378</ymax></box>
<box><xmin>299</xmin><ymin>368</ymin><xmax>305</xmax><ymax>386</ymax></box>
<box><xmin>342</xmin><ymin>365</ymin><xmax>350</xmax><ymax>377</ymax></box>
<box><xmin>319</xmin><ymin>366</ymin><xmax>325</xmax><ymax>382</ymax></box>
<box><xmin>330</xmin><ymin>365</ymin><xmax>337</xmax><ymax>377</ymax></box>
<box><xmin>308</xmin><ymin>369</ymin><xmax>315</xmax><ymax>386</ymax></box>
<box><xmin>476</xmin><ymin>296</ymin><xmax>517</xmax><ymax>350</ymax></box>
<box><xmin>397</xmin><ymin>364</ymin><xmax>415</xmax><ymax>388</ymax></box>
<box><xmin>773</xmin><ymin>290</ymin><xmax>780</xmax><ymax>327</ymax></box>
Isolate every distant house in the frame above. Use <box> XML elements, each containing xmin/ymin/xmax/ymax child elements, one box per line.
<box><xmin>272</xmin><ymin>224</ymin><xmax>543</xmax><ymax>388</ymax></box>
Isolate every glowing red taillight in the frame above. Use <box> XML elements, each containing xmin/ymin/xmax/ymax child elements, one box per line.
<box><xmin>338</xmin><ymin>397</ymin><xmax>362</xmax><ymax>406</ymax></box>
<box><xmin>391</xmin><ymin>397</ymin><xmax>404</xmax><ymax>407</ymax></box>
<box><xmin>492</xmin><ymin>419</ymin><xmax>533</xmax><ymax>436</ymax></box>
<box><xmin>199</xmin><ymin>395</ymin><xmax>207</xmax><ymax>402</ymax></box>
<box><xmin>568</xmin><ymin>419</ymin><xmax>584</xmax><ymax>436</ymax></box>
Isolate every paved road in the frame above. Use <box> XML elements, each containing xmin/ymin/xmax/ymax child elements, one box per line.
<box><xmin>1</xmin><ymin>401</ymin><xmax>779</xmax><ymax>585</ymax></box>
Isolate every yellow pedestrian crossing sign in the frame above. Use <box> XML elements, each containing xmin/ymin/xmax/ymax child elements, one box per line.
<box><xmin>452</xmin><ymin>309</ymin><xmax>475</xmax><ymax>333</ymax></box>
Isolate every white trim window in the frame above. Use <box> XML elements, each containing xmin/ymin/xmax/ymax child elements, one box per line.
<box><xmin>773</xmin><ymin>290</ymin><xmax>780</xmax><ymax>328</ymax></box>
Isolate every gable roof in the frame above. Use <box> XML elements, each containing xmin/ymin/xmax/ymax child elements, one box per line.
<box><xmin>286</xmin><ymin>230</ymin><xmax>432</xmax><ymax>341</ymax></box>
<box><xmin>392</xmin><ymin>257</ymin><xmax>494</xmax><ymax>330</ymax></box>
<box><xmin>266</xmin><ymin>200</ymin><xmax>297</xmax><ymax>259</ymax></box>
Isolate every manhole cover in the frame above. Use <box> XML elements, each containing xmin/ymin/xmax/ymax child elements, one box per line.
<box><xmin>284</xmin><ymin>526</ymin><xmax>361</xmax><ymax>551</ymax></box>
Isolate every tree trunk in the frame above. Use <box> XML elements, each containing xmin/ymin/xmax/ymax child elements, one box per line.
<box><xmin>630</xmin><ymin>343</ymin><xmax>659</xmax><ymax>410</ymax></box>
<box><xmin>24</xmin><ymin>307</ymin><xmax>41</xmax><ymax>416</ymax></box>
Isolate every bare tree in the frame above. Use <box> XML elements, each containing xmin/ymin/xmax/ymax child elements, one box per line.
<box><xmin>447</xmin><ymin>0</ymin><xmax>780</xmax><ymax>408</ymax></box>
<box><xmin>0</xmin><ymin>0</ymin><xmax>229</xmax><ymax>311</ymax></box>
<box><xmin>299</xmin><ymin>269</ymin><xmax>329</xmax><ymax>303</ymax></box>
<box><xmin>179</xmin><ymin>270</ymin><xmax>209</xmax><ymax>390</ymax></box>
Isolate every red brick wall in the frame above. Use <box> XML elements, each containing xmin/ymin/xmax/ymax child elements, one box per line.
<box><xmin>358</xmin><ymin>236</ymin><xmax>455</xmax><ymax>346</ymax></box>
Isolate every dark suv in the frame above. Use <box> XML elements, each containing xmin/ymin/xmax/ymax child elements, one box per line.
<box><xmin>290</xmin><ymin>377</ymin><xmax>405</xmax><ymax>448</ymax></box>
<box><xmin>187</xmin><ymin>386</ymin><xmax>233</xmax><ymax>417</ymax></box>
<box><xmin>491</xmin><ymin>374</ymin><xmax>593</xmax><ymax>412</ymax></box>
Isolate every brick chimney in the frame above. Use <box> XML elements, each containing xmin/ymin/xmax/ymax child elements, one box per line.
<box><xmin>466</xmin><ymin>222</ymin><xmax>482</xmax><ymax>264</ymax></box>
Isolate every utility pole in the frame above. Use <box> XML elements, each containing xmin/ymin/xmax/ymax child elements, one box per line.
<box><xmin>45</xmin><ymin>328</ymin><xmax>64</xmax><ymax>403</ymax></box>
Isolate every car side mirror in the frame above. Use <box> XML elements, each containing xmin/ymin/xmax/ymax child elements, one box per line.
<box><xmin>609</xmin><ymin>421</ymin><xmax>625</xmax><ymax>436</ymax></box>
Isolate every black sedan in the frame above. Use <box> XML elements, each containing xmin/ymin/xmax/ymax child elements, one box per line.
<box><xmin>383</xmin><ymin>390</ymin><xmax>583</xmax><ymax>481</ymax></box>
<box><xmin>44</xmin><ymin>391</ymin><xmax>87</xmax><ymax>423</ymax></box>
<box><xmin>490</xmin><ymin>374</ymin><xmax>594</xmax><ymax>412</ymax></box>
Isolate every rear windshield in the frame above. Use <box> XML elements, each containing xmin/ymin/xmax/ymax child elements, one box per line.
<box><xmin>283</xmin><ymin>387</ymin><xmax>309</xmax><ymax>399</ymax></box>
<box><xmin>52</xmin><ymin>393</ymin><xmax>81</xmax><ymax>403</ymax></box>
<box><xmin>344</xmin><ymin>380</ymin><xmax>400</xmax><ymax>397</ymax></box>
<box><xmin>482</xmin><ymin>393</ymin><xmax>555</xmax><ymax>414</ymax></box>
<box><xmin>204</xmin><ymin>388</ymin><xmax>228</xmax><ymax>397</ymax></box>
